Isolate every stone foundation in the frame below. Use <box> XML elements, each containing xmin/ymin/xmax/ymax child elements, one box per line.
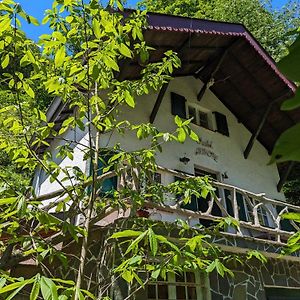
<box><xmin>210</xmin><ymin>258</ymin><xmax>300</xmax><ymax>300</ymax></box>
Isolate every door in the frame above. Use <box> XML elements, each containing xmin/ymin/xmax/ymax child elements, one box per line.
<box><xmin>178</xmin><ymin>167</ymin><xmax>222</xmax><ymax>227</ymax></box>
<box><xmin>194</xmin><ymin>168</ymin><xmax>222</xmax><ymax>227</ymax></box>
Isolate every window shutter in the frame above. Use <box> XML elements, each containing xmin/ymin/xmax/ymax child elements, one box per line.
<box><xmin>214</xmin><ymin>112</ymin><xmax>229</xmax><ymax>136</ymax></box>
<box><xmin>171</xmin><ymin>92</ymin><xmax>186</xmax><ymax>119</ymax></box>
<box><xmin>97</xmin><ymin>153</ymin><xmax>117</xmax><ymax>196</ymax></box>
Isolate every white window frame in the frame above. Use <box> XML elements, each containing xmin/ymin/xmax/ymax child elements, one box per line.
<box><xmin>186</xmin><ymin>103</ymin><xmax>214</xmax><ymax>131</ymax></box>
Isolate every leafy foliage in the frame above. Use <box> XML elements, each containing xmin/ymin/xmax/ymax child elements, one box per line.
<box><xmin>0</xmin><ymin>0</ymin><xmax>268</xmax><ymax>299</ymax></box>
<box><xmin>270</xmin><ymin>31</ymin><xmax>300</xmax><ymax>163</ymax></box>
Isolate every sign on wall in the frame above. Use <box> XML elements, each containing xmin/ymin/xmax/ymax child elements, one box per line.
<box><xmin>195</xmin><ymin>139</ymin><xmax>218</xmax><ymax>162</ymax></box>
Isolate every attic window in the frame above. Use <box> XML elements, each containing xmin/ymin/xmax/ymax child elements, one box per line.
<box><xmin>187</xmin><ymin>104</ymin><xmax>211</xmax><ymax>130</ymax></box>
<box><xmin>170</xmin><ymin>92</ymin><xmax>229</xmax><ymax>136</ymax></box>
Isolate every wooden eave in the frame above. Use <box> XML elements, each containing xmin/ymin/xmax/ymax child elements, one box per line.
<box><xmin>41</xmin><ymin>11</ymin><xmax>298</xmax><ymax>157</ymax></box>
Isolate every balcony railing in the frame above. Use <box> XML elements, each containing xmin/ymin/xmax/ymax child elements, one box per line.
<box><xmin>140</xmin><ymin>166</ymin><xmax>300</xmax><ymax>245</ymax></box>
<box><xmin>37</xmin><ymin>165</ymin><xmax>300</xmax><ymax>245</ymax></box>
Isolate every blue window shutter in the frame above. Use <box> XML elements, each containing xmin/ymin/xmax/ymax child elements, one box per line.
<box><xmin>97</xmin><ymin>154</ymin><xmax>117</xmax><ymax>196</ymax></box>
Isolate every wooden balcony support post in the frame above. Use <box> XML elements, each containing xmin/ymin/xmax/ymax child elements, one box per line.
<box><xmin>277</xmin><ymin>161</ymin><xmax>295</xmax><ymax>192</ymax></box>
<box><xmin>243</xmin><ymin>102</ymin><xmax>273</xmax><ymax>159</ymax></box>
<box><xmin>232</xmin><ymin>188</ymin><xmax>239</xmax><ymax>221</ymax></box>
<box><xmin>149</xmin><ymin>82</ymin><xmax>169</xmax><ymax>124</ymax></box>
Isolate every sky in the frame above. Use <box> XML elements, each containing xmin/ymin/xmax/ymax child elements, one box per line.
<box><xmin>17</xmin><ymin>0</ymin><xmax>290</xmax><ymax>41</ymax></box>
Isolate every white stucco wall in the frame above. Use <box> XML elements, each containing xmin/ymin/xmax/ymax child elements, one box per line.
<box><xmin>33</xmin><ymin>76</ymin><xmax>285</xmax><ymax>202</ymax></box>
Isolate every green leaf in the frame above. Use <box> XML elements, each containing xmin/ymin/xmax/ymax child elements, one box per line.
<box><xmin>122</xmin><ymin>270</ymin><xmax>134</xmax><ymax>283</ymax></box>
<box><xmin>0</xmin><ymin>278</ymin><xmax>6</xmax><ymax>289</ymax></box>
<box><xmin>215</xmin><ymin>259</ymin><xmax>225</xmax><ymax>277</ymax></box>
<box><xmin>278</xmin><ymin>36</ymin><xmax>300</xmax><ymax>82</ymax></box>
<box><xmin>156</xmin><ymin>235</ymin><xmax>180</xmax><ymax>253</ymax></box>
<box><xmin>282</xmin><ymin>212</ymin><xmax>300</xmax><ymax>223</ymax></box>
<box><xmin>246</xmin><ymin>250</ymin><xmax>267</xmax><ymax>263</ymax></box>
<box><xmin>1</xmin><ymin>54</ymin><xmax>9</xmax><ymax>69</ymax></box>
<box><xmin>174</xmin><ymin>115</ymin><xmax>182</xmax><ymax>127</ymax></box>
<box><xmin>151</xmin><ymin>268</ymin><xmax>160</xmax><ymax>279</ymax></box>
<box><xmin>125</xmin><ymin>230</ymin><xmax>148</xmax><ymax>254</ymax></box>
<box><xmin>80</xmin><ymin>289</ymin><xmax>96</xmax><ymax>299</ymax></box>
<box><xmin>6</xmin><ymin>281</ymin><xmax>30</xmax><ymax>300</ymax></box>
<box><xmin>0</xmin><ymin>17</ymin><xmax>11</xmax><ymax>33</ymax></box>
<box><xmin>28</xmin><ymin>15</ymin><xmax>39</xmax><ymax>26</ymax></box>
<box><xmin>119</xmin><ymin>43</ymin><xmax>132</xmax><ymax>58</ymax></box>
<box><xmin>281</xmin><ymin>88</ymin><xmax>300</xmax><ymax>111</ymax></box>
<box><xmin>177</xmin><ymin>127</ymin><xmax>186</xmax><ymax>143</ymax></box>
<box><xmin>109</xmin><ymin>230</ymin><xmax>143</xmax><ymax>239</ymax></box>
<box><xmin>40</xmin><ymin>277</ymin><xmax>58</xmax><ymax>300</ymax></box>
<box><xmin>189</xmin><ymin>130</ymin><xmax>199</xmax><ymax>142</ymax></box>
<box><xmin>0</xmin><ymin>279</ymin><xmax>32</xmax><ymax>294</ymax></box>
<box><xmin>103</xmin><ymin>56</ymin><xmax>119</xmax><ymax>71</ymax></box>
<box><xmin>55</xmin><ymin>46</ymin><xmax>66</xmax><ymax>68</ymax></box>
<box><xmin>124</xmin><ymin>90</ymin><xmax>135</xmax><ymax>108</ymax></box>
<box><xmin>206</xmin><ymin>260</ymin><xmax>216</xmax><ymax>273</ymax></box>
<box><xmin>269</xmin><ymin>123</ymin><xmax>300</xmax><ymax>163</ymax></box>
<box><xmin>0</xmin><ymin>197</ymin><xmax>17</xmax><ymax>205</ymax></box>
<box><xmin>148</xmin><ymin>227</ymin><xmax>158</xmax><ymax>256</ymax></box>
<box><xmin>287</xmin><ymin>231</ymin><xmax>300</xmax><ymax>247</ymax></box>
<box><xmin>92</xmin><ymin>19</ymin><xmax>101</xmax><ymax>39</ymax></box>
<box><xmin>23</xmin><ymin>82</ymin><xmax>35</xmax><ymax>98</ymax></box>
<box><xmin>30</xmin><ymin>275</ymin><xmax>40</xmax><ymax>300</ymax></box>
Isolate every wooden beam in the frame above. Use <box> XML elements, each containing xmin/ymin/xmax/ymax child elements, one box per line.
<box><xmin>277</xmin><ymin>162</ymin><xmax>295</xmax><ymax>192</ymax></box>
<box><xmin>196</xmin><ymin>38</ymin><xmax>241</xmax><ymax>101</ymax></box>
<box><xmin>244</xmin><ymin>103</ymin><xmax>273</xmax><ymax>159</ymax></box>
<box><xmin>148</xmin><ymin>36</ymin><xmax>198</xmax><ymax>124</ymax></box>
<box><xmin>216</xmin><ymin>68</ymin><xmax>281</xmax><ymax>137</ymax></box>
<box><xmin>227</xmin><ymin>50</ymin><xmax>296</xmax><ymax>128</ymax></box>
<box><xmin>197</xmin><ymin>49</ymin><xmax>229</xmax><ymax>101</ymax></box>
<box><xmin>149</xmin><ymin>83</ymin><xmax>169</xmax><ymax>124</ymax></box>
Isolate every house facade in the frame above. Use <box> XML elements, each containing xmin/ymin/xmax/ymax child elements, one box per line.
<box><xmin>31</xmin><ymin>12</ymin><xmax>300</xmax><ymax>300</ymax></box>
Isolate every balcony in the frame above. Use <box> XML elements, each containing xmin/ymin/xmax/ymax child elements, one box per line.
<box><xmin>38</xmin><ymin>165</ymin><xmax>300</xmax><ymax>258</ymax></box>
<box><xmin>92</xmin><ymin>166</ymin><xmax>300</xmax><ymax>258</ymax></box>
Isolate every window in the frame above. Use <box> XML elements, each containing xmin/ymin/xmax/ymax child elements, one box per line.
<box><xmin>170</xmin><ymin>92</ymin><xmax>229</xmax><ymax>136</ymax></box>
<box><xmin>187</xmin><ymin>104</ymin><xmax>211</xmax><ymax>130</ymax></box>
<box><xmin>188</xmin><ymin>106</ymin><xmax>197</xmax><ymax>125</ymax></box>
<box><xmin>147</xmin><ymin>271</ymin><xmax>209</xmax><ymax>300</ymax></box>
<box><xmin>175</xmin><ymin>168</ymin><xmax>222</xmax><ymax>228</ymax></box>
<box><xmin>199</xmin><ymin>112</ymin><xmax>209</xmax><ymax>129</ymax></box>
<box><xmin>96</xmin><ymin>151</ymin><xmax>118</xmax><ymax>196</ymax></box>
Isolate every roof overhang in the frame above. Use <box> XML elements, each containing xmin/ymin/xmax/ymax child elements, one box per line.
<box><xmin>121</xmin><ymin>10</ymin><xmax>298</xmax><ymax>154</ymax></box>
<box><xmin>41</xmin><ymin>11</ymin><xmax>298</xmax><ymax>158</ymax></box>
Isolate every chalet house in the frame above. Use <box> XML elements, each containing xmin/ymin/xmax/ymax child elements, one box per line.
<box><xmin>31</xmin><ymin>12</ymin><xmax>300</xmax><ymax>300</ymax></box>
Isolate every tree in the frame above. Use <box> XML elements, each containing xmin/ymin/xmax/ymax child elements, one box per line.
<box><xmin>0</xmin><ymin>0</ymin><xmax>266</xmax><ymax>299</ymax></box>
<box><xmin>259</xmin><ymin>13</ymin><xmax>300</xmax><ymax>253</ymax></box>
<box><xmin>0</xmin><ymin>24</ymin><xmax>53</xmax><ymax>197</ymax></box>
<box><xmin>139</xmin><ymin>0</ymin><xmax>300</xmax><ymax>61</ymax></box>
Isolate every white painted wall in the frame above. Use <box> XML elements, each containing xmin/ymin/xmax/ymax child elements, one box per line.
<box><xmin>33</xmin><ymin>76</ymin><xmax>285</xmax><ymax>202</ymax></box>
